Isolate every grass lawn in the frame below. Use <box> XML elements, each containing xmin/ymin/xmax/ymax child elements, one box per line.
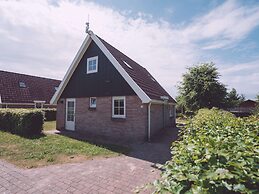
<box><xmin>43</xmin><ymin>121</ymin><xmax>56</xmax><ymax>131</ymax></box>
<box><xmin>0</xmin><ymin>131</ymin><xmax>126</xmax><ymax>168</ymax></box>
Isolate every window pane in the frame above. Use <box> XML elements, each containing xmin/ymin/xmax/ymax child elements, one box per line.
<box><xmin>114</xmin><ymin>100</ymin><xmax>119</xmax><ymax>107</ymax></box>
<box><xmin>114</xmin><ymin>108</ymin><xmax>119</xmax><ymax>115</ymax></box>
<box><xmin>119</xmin><ymin>100</ymin><xmax>124</xmax><ymax>107</ymax></box>
<box><xmin>90</xmin><ymin>98</ymin><xmax>96</xmax><ymax>107</ymax></box>
<box><xmin>92</xmin><ymin>64</ymin><xmax>96</xmax><ymax>70</ymax></box>
<box><xmin>119</xmin><ymin>108</ymin><xmax>124</xmax><ymax>115</ymax></box>
<box><xmin>68</xmin><ymin>101</ymin><xmax>74</xmax><ymax>107</ymax></box>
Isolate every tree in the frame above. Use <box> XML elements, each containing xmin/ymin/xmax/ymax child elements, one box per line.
<box><xmin>177</xmin><ymin>63</ymin><xmax>227</xmax><ymax>111</ymax></box>
<box><xmin>256</xmin><ymin>93</ymin><xmax>259</xmax><ymax>102</ymax></box>
<box><xmin>225</xmin><ymin>88</ymin><xmax>245</xmax><ymax>108</ymax></box>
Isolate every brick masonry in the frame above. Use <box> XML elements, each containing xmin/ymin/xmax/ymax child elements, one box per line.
<box><xmin>56</xmin><ymin>95</ymin><xmax>175</xmax><ymax>143</ymax></box>
<box><xmin>150</xmin><ymin>104</ymin><xmax>175</xmax><ymax>137</ymax></box>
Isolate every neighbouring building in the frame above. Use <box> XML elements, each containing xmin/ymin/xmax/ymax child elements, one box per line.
<box><xmin>0</xmin><ymin>70</ymin><xmax>61</xmax><ymax>108</ymax></box>
<box><xmin>239</xmin><ymin>100</ymin><xmax>258</xmax><ymax>113</ymax></box>
<box><xmin>51</xmin><ymin>31</ymin><xmax>176</xmax><ymax>143</ymax></box>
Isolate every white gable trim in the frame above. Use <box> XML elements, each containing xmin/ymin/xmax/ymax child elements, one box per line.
<box><xmin>50</xmin><ymin>35</ymin><xmax>92</xmax><ymax>104</ymax></box>
<box><xmin>91</xmin><ymin>34</ymin><xmax>151</xmax><ymax>103</ymax></box>
<box><xmin>51</xmin><ymin>31</ymin><xmax>151</xmax><ymax>104</ymax></box>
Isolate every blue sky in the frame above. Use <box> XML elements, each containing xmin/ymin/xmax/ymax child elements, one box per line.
<box><xmin>0</xmin><ymin>0</ymin><xmax>259</xmax><ymax>99</ymax></box>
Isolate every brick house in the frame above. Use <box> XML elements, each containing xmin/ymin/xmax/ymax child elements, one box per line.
<box><xmin>51</xmin><ymin>31</ymin><xmax>176</xmax><ymax>142</ymax></box>
<box><xmin>0</xmin><ymin>70</ymin><xmax>61</xmax><ymax>108</ymax></box>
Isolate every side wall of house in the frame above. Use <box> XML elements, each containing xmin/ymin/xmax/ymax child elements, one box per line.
<box><xmin>150</xmin><ymin>103</ymin><xmax>176</xmax><ymax>137</ymax></box>
<box><xmin>57</xmin><ymin>95</ymin><xmax>147</xmax><ymax>143</ymax></box>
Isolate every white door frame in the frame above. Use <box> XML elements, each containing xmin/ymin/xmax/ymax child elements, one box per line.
<box><xmin>65</xmin><ymin>98</ymin><xmax>76</xmax><ymax>131</ymax></box>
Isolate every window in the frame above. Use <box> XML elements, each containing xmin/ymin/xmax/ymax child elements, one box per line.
<box><xmin>34</xmin><ymin>101</ymin><xmax>45</xmax><ymax>109</ymax></box>
<box><xmin>19</xmin><ymin>81</ymin><xmax>26</xmax><ymax>88</ymax></box>
<box><xmin>112</xmin><ymin>96</ymin><xmax>126</xmax><ymax>118</ymax></box>
<box><xmin>87</xmin><ymin>56</ymin><xmax>98</xmax><ymax>74</ymax></box>
<box><xmin>89</xmin><ymin>97</ymin><xmax>96</xmax><ymax>108</ymax></box>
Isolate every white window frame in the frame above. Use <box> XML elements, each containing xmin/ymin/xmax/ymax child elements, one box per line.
<box><xmin>89</xmin><ymin>97</ymin><xmax>97</xmax><ymax>108</ymax></box>
<box><xmin>112</xmin><ymin>96</ymin><xmax>126</xmax><ymax>118</ymax></box>
<box><xmin>87</xmin><ymin>56</ymin><xmax>98</xmax><ymax>74</ymax></box>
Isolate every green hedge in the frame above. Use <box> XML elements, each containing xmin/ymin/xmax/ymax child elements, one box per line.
<box><xmin>42</xmin><ymin>108</ymin><xmax>56</xmax><ymax>121</ymax></box>
<box><xmin>0</xmin><ymin>109</ymin><xmax>44</xmax><ymax>136</ymax></box>
<box><xmin>155</xmin><ymin>108</ymin><xmax>259</xmax><ymax>194</ymax></box>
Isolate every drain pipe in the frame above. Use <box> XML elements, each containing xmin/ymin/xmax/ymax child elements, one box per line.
<box><xmin>148</xmin><ymin>102</ymin><xmax>151</xmax><ymax>142</ymax></box>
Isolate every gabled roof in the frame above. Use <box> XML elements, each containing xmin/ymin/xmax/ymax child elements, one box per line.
<box><xmin>98</xmin><ymin>36</ymin><xmax>175</xmax><ymax>103</ymax></box>
<box><xmin>0</xmin><ymin>70</ymin><xmax>61</xmax><ymax>104</ymax></box>
<box><xmin>51</xmin><ymin>31</ymin><xmax>176</xmax><ymax>104</ymax></box>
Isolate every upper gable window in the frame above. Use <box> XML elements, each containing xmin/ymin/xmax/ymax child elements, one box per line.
<box><xmin>87</xmin><ymin>56</ymin><xmax>98</xmax><ymax>74</ymax></box>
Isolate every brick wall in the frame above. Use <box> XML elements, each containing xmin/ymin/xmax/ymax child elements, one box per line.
<box><xmin>57</xmin><ymin>95</ymin><xmax>147</xmax><ymax>143</ymax></box>
<box><xmin>56</xmin><ymin>96</ymin><xmax>176</xmax><ymax>143</ymax></box>
<box><xmin>56</xmin><ymin>99</ymin><xmax>65</xmax><ymax>130</ymax></box>
<box><xmin>150</xmin><ymin>103</ymin><xmax>175</xmax><ymax>137</ymax></box>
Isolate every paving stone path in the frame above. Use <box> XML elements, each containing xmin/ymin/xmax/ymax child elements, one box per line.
<box><xmin>0</xmin><ymin>128</ymin><xmax>178</xmax><ymax>193</ymax></box>
<box><xmin>0</xmin><ymin>156</ymin><xmax>160</xmax><ymax>194</ymax></box>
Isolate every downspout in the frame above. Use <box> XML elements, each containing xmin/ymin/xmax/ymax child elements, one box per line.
<box><xmin>148</xmin><ymin>102</ymin><xmax>151</xmax><ymax>142</ymax></box>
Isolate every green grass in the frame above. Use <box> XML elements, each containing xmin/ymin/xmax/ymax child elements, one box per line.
<box><xmin>43</xmin><ymin>121</ymin><xmax>56</xmax><ymax>131</ymax></box>
<box><xmin>0</xmin><ymin>131</ymin><xmax>126</xmax><ymax>168</ymax></box>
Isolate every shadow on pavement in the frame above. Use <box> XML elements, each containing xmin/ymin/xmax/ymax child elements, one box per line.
<box><xmin>49</xmin><ymin>127</ymin><xmax>179</xmax><ymax>165</ymax></box>
<box><xmin>128</xmin><ymin>127</ymin><xmax>179</xmax><ymax>164</ymax></box>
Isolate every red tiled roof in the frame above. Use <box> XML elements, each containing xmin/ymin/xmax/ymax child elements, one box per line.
<box><xmin>0</xmin><ymin>70</ymin><xmax>61</xmax><ymax>104</ymax></box>
<box><xmin>98</xmin><ymin>36</ymin><xmax>176</xmax><ymax>103</ymax></box>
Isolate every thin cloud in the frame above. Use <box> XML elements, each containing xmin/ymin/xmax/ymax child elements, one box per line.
<box><xmin>0</xmin><ymin>0</ymin><xmax>258</xmax><ymax>98</ymax></box>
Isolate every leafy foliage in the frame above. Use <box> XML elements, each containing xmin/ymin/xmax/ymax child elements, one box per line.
<box><xmin>155</xmin><ymin>108</ymin><xmax>259</xmax><ymax>194</ymax></box>
<box><xmin>178</xmin><ymin>63</ymin><xmax>227</xmax><ymax>111</ymax></box>
<box><xmin>256</xmin><ymin>94</ymin><xmax>259</xmax><ymax>103</ymax></box>
<box><xmin>0</xmin><ymin>109</ymin><xmax>44</xmax><ymax>136</ymax></box>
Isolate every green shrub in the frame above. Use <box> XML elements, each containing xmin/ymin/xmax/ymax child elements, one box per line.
<box><xmin>155</xmin><ymin>108</ymin><xmax>259</xmax><ymax>194</ymax></box>
<box><xmin>0</xmin><ymin>109</ymin><xmax>44</xmax><ymax>136</ymax></box>
<box><xmin>42</xmin><ymin>108</ymin><xmax>56</xmax><ymax>121</ymax></box>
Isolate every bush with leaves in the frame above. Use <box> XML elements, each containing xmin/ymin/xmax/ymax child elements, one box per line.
<box><xmin>0</xmin><ymin>109</ymin><xmax>44</xmax><ymax>136</ymax></box>
<box><xmin>155</xmin><ymin>108</ymin><xmax>259</xmax><ymax>194</ymax></box>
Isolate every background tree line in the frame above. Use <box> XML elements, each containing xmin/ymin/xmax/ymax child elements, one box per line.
<box><xmin>176</xmin><ymin>62</ymin><xmax>257</xmax><ymax>112</ymax></box>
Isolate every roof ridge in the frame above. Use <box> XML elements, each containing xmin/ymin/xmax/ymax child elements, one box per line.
<box><xmin>0</xmin><ymin>70</ymin><xmax>61</xmax><ymax>82</ymax></box>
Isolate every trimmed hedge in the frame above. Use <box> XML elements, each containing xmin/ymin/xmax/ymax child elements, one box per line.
<box><xmin>155</xmin><ymin>108</ymin><xmax>259</xmax><ymax>194</ymax></box>
<box><xmin>42</xmin><ymin>108</ymin><xmax>56</xmax><ymax>121</ymax></box>
<box><xmin>0</xmin><ymin>109</ymin><xmax>44</xmax><ymax>136</ymax></box>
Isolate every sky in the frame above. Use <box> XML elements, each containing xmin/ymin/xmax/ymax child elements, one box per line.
<box><xmin>0</xmin><ymin>0</ymin><xmax>259</xmax><ymax>99</ymax></box>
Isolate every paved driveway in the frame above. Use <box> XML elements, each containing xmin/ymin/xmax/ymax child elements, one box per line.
<box><xmin>0</xmin><ymin>128</ymin><xmax>178</xmax><ymax>194</ymax></box>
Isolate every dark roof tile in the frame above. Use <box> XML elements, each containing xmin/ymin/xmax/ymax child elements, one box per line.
<box><xmin>98</xmin><ymin>36</ymin><xmax>176</xmax><ymax>103</ymax></box>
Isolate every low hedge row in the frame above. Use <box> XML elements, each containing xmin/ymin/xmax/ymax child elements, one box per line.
<box><xmin>42</xmin><ymin>108</ymin><xmax>56</xmax><ymax>121</ymax></box>
<box><xmin>155</xmin><ymin>108</ymin><xmax>259</xmax><ymax>193</ymax></box>
<box><xmin>0</xmin><ymin>109</ymin><xmax>44</xmax><ymax>136</ymax></box>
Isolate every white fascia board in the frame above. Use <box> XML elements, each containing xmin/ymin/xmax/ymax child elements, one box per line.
<box><xmin>151</xmin><ymin>99</ymin><xmax>176</xmax><ymax>105</ymax></box>
<box><xmin>50</xmin><ymin>35</ymin><xmax>92</xmax><ymax>104</ymax></box>
<box><xmin>91</xmin><ymin>34</ymin><xmax>151</xmax><ymax>103</ymax></box>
